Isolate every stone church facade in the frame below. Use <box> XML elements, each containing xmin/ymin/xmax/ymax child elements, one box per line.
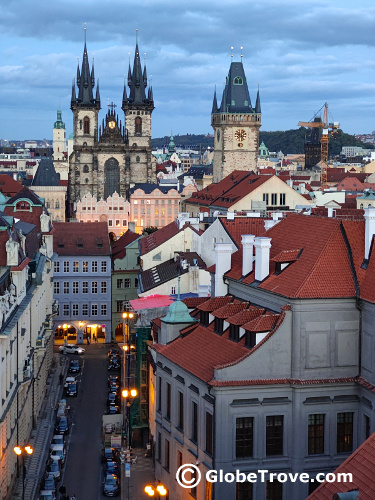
<box><xmin>68</xmin><ymin>38</ymin><xmax>155</xmax><ymax>214</ymax></box>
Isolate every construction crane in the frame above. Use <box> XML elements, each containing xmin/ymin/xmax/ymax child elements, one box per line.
<box><xmin>298</xmin><ymin>103</ymin><xmax>339</xmax><ymax>189</ymax></box>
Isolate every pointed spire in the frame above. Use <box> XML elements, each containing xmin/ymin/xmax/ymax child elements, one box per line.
<box><xmin>127</xmin><ymin>59</ymin><xmax>132</xmax><ymax>87</ymax></box>
<box><xmin>255</xmin><ymin>86</ymin><xmax>261</xmax><ymax>114</ymax></box>
<box><xmin>96</xmin><ymin>79</ymin><xmax>100</xmax><ymax>104</ymax></box>
<box><xmin>75</xmin><ymin>27</ymin><xmax>98</xmax><ymax>106</ymax></box>
<box><xmin>143</xmin><ymin>63</ymin><xmax>147</xmax><ymax>88</ymax></box>
<box><xmin>71</xmin><ymin>78</ymin><xmax>76</xmax><ymax>105</ymax></box>
<box><xmin>91</xmin><ymin>57</ymin><xmax>95</xmax><ymax>87</ymax></box>
<box><xmin>212</xmin><ymin>86</ymin><xmax>218</xmax><ymax>114</ymax></box>
<box><xmin>76</xmin><ymin>59</ymin><xmax>81</xmax><ymax>87</ymax></box>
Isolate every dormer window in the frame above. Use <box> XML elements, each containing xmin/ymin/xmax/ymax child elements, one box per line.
<box><xmin>214</xmin><ymin>317</ymin><xmax>224</xmax><ymax>335</ymax></box>
<box><xmin>245</xmin><ymin>331</ymin><xmax>256</xmax><ymax>349</ymax></box>
<box><xmin>76</xmin><ymin>238</ymin><xmax>83</xmax><ymax>248</ymax></box>
<box><xmin>233</xmin><ymin>76</ymin><xmax>243</xmax><ymax>85</ymax></box>
<box><xmin>96</xmin><ymin>237</ymin><xmax>103</xmax><ymax>248</ymax></box>
<box><xmin>16</xmin><ymin>201</ymin><xmax>30</xmax><ymax>211</ymax></box>
<box><xmin>229</xmin><ymin>324</ymin><xmax>240</xmax><ymax>342</ymax></box>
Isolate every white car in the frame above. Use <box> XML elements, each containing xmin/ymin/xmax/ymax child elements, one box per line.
<box><xmin>39</xmin><ymin>492</ymin><xmax>56</xmax><ymax>500</ymax></box>
<box><xmin>59</xmin><ymin>344</ymin><xmax>85</xmax><ymax>355</ymax></box>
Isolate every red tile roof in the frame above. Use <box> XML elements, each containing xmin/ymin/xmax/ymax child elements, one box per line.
<box><xmin>272</xmin><ymin>249</ymin><xmax>301</xmax><ymax>263</ymax></box>
<box><xmin>197</xmin><ymin>296</ymin><xmax>234</xmax><ymax>312</ymax></box>
<box><xmin>210</xmin><ymin>302</ymin><xmax>247</xmax><ymax>319</ymax></box>
<box><xmin>111</xmin><ymin>230</ymin><xmax>140</xmax><ymax>260</ymax></box>
<box><xmin>335</xmin><ymin>176</ymin><xmax>375</xmax><ymax>192</ymax></box>
<box><xmin>53</xmin><ymin>222</ymin><xmax>111</xmax><ymax>256</ymax></box>
<box><xmin>182</xmin><ymin>297</ymin><xmax>209</xmax><ymax>309</ymax></box>
<box><xmin>306</xmin><ymin>433</ymin><xmax>375</xmax><ymax>500</ymax></box>
<box><xmin>0</xmin><ymin>174</ymin><xmax>23</xmax><ymax>197</ymax></box>
<box><xmin>225</xmin><ymin>213</ymin><xmax>365</xmax><ymax>299</ymax></box>
<box><xmin>140</xmin><ymin>221</ymin><xmax>180</xmax><ymax>255</ymax></box>
<box><xmin>210</xmin><ymin>377</ymin><xmax>356</xmax><ymax>387</ymax></box>
<box><xmin>326</xmin><ymin>169</ymin><xmax>368</xmax><ymax>184</ymax></box>
<box><xmin>219</xmin><ymin>217</ymin><xmax>267</xmax><ymax>248</ymax></box>
<box><xmin>361</xmin><ymin>244</ymin><xmax>375</xmax><ymax>303</ymax></box>
<box><xmin>226</xmin><ymin>307</ymin><xmax>265</xmax><ymax>326</ymax></box>
<box><xmin>242</xmin><ymin>313</ymin><xmax>280</xmax><ymax>332</ymax></box>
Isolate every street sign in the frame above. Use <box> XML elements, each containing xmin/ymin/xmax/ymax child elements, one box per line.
<box><xmin>125</xmin><ymin>463</ymin><xmax>131</xmax><ymax>477</ymax></box>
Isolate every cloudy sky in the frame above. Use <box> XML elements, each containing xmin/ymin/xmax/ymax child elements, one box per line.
<box><xmin>0</xmin><ymin>0</ymin><xmax>374</xmax><ymax>141</ymax></box>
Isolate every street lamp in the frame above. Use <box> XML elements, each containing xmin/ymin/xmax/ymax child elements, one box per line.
<box><xmin>144</xmin><ymin>484</ymin><xmax>168</xmax><ymax>497</ymax></box>
<box><xmin>122</xmin><ymin>387</ymin><xmax>138</xmax><ymax>448</ymax></box>
<box><xmin>14</xmin><ymin>445</ymin><xmax>33</xmax><ymax>500</ymax></box>
<box><xmin>122</xmin><ymin>312</ymin><xmax>134</xmax><ymax>344</ymax></box>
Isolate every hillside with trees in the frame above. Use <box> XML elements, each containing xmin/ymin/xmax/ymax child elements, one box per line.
<box><xmin>152</xmin><ymin>129</ymin><xmax>373</xmax><ymax>157</ymax></box>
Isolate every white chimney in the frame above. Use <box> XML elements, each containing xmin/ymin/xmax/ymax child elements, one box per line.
<box><xmin>241</xmin><ymin>235</ymin><xmax>255</xmax><ymax>276</ymax></box>
<box><xmin>364</xmin><ymin>207</ymin><xmax>375</xmax><ymax>259</ymax></box>
<box><xmin>214</xmin><ymin>243</ymin><xmax>232</xmax><ymax>296</ymax></box>
<box><xmin>327</xmin><ymin>207</ymin><xmax>333</xmax><ymax>218</ymax></box>
<box><xmin>254</xmin><ymin>237</ymin><xmax>272</xmax><ymax>281</ymax></box>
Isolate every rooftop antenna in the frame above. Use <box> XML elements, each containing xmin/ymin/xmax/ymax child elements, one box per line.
<box><xmin>177</xmin><ymin>272</ymin><xmax>181</xmax><ymax>301</ymax></box>
<box><xmin>241</xmin><ymin>46</ymin><xmax>243</xmax><ymax>59</ymax></box>
<box><xmin>84</xmin><ymin>23</ymin><xmax>87</xmax><ymax>44</ymax></box>
<box><xmin>231</xmin><ymin>46</ymin><xmax>234</xmax><ymax>59</ymax></box>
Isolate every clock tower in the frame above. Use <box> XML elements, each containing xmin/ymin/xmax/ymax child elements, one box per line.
<box><xmin>211</xmin><ymin>59</ymin><xmax>261</xmax><ymax>183</ymax></box>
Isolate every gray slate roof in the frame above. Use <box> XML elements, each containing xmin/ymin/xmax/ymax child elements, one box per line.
<box><xmin>32</xmin><ymin>158</ymin><xmax>60</xmax><ymax>187</ymax></box>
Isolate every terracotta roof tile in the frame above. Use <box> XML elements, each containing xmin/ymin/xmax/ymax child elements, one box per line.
<box><xmin>242</xmin><ymin>314</ymin><xmax>280</xmax><ymax>332</ymax></box>
<box><xmin>210</xmin><ymin>377</ymin><xmax>356</xmax><ymax>387</ymax></box>
<box><xmin>53</xmin><ymin>222</ymin><xmax>111</xmax><ymax>256</ymax></box>
<box><xmin>111</xmin><ymin>230</ymin><xmax>140</xmax><ymax>260</ymax></box>
<box><xmin>219</xmin><ymin>217</ymin><xmax>267</xmax><ymax>248</ymax></box>
<box><xmin>182</xmin><ymin>297</ymin><xmax>209</xmax><ymax>308</ymax></box>
<box><xmin>226</xmin><ymin>307</ymin><xmax>265</xmax><ymax>326</ymax></box>
<box><xmin>307</xmin><ymin>433</ymin><xmax>375</xmax><ymax>500</ymax></box>
<box><xmin>210</xmin><ymin>302</ymin><xmax>247</xmax><ymax>319</ymax></box>
<box><xmin>197</xmin><ymin>296</ymin><xmax>234</xmax><ymax>312</ymax></box>
<box><xmin>0</xmin><ymin>174</ymin><xmax>23</xmax><ymax>197</ymax></box>
<box><xmin>272</xmin><ymin>249</ymin><xmax>301</xmax><ymax>263</ymax></box>
<box><xmin>140</xmin><ymin>221</ymin><xmax>179</xmax><ymax>255</ymax></box>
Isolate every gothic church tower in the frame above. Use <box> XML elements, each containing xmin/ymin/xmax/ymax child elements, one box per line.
<box><xmin>212</xmin><ymin>59</ymin><xmax>261</xmax><ymax>183</ymax></box>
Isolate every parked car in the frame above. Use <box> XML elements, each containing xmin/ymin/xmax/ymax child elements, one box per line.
<box><xmin>39</xmin><ymin>491</ymin><xmax>56</xmax><ymax>500</ymax></box>
<box><xmin>104</xmin><ymin>460</ymin><xmax>120</xmax><ymax>476</ymax></box>
<box><xmin>40</xmin><ymin>473</ymin><xmax>56</xmax><ymax>493</ymax></box>
<box><xmin>107</xmin><ymin>393</ymin><xmax>119</xmax><ymax>406</ymax></box>
<box><xmin>54</xmin><ymin>417</ymin><xmax>69</xmax><ymax>435</ymax></box>
<box><xmin>64</xmin><ymin>376</ymin><xmax>76</xmax><ymax>388</ymax></box>
<box><xmin>49</xmin><ymin>444</ymin><xmax>66</xmax><ymax>465</ymax></box>
<box><xmin>108</xmin><ymin>382</ymin><xmax>120</xmax><ymax>394</ymax></box>
<box><xmin>108</xmin><ymin>375</ymin><xmax>120</xmax><ymax>386</ymax></box>
<box><xmin>66</xmin><ymin>383</ymin><xmax>77</xmax><ymax>397</ymax></box>
<box><xmin>56</xmin><ymin>399</ymin><xmax>67</xmax><ymax>419</ymax></box>
<box><xmin>68</xmin><ymin>360</ymin><xmax>80</xmax><ymax>373</ymax></box>
<box><xmin>103</xmin><ymin>473</ymin><xmax>120</xmax><ymax>497</ymax></box>
<box><xmin>59</xmin><ymin>344</ymin><xmax>85</xmax><ymax>355</ymax></box>
<box><xmin>101</xmin><ymin>447</ymin><xmax>118</xmax><ymax>464</ymax></box>
<box><xmin>45</xmin><ymin>459</ymin><xmax>61</xmax><ymax>481</ymax></box>
<box><xmin>106</xmin><ymin>405</ymin><xmax>120</xmax><ymax>415</ymax></box>
<box><xmin>51</xmin><ymin>435</ymin><xmax>64</xmax><ymax>446</ymax></box>
<box><xmin>108</xmin><ymin>349</ymin><xmax>120</xmax><ymax>358</ymax></box>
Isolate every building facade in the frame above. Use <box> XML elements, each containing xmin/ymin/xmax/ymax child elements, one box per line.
<box><xmin>212</xmin><ymin>60</ymin><xmax>261</xmax><ymax>183</ymax></box>
<box><xmin>52</xmin><ymin>222</ymin><xmax>112</xmax><ymax>342</ymax></box>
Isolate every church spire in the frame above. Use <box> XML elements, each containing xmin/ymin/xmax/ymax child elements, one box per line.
<box><xmin>212</xmin><ymin>86</ymin><xmax>218</xmax><ymax>114</ymax></box>
<box><xmin>72</xmin><ymin>28</ymin><xmax>100</xmax><ymax>109</ymax></box>
<box><xmin>255</xmin><ymin>86</ymin><xmax>261</xmax><ymax>114</ymax></box>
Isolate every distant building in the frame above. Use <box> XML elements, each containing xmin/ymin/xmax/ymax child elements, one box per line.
<box><xmin>52</xmin><ymin>222</ymin><xmax>112</xmax><ymax>343</ymax></box>
<box><xmin>30</xmin><ymin>158</ymin><xmax>66</xmax><ymax>221</ymax></box>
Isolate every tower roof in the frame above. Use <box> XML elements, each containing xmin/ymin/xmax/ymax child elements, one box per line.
<box><xmin>123</xmin><ymin>38</ymin><xmax>154</xmax><ymax>111</ymax></box>
<box><xmin>54</xmin><ymin>109</ymin><xmax>65</xmax><ymax>129</ymax></box>
<box><xmin>162</xmin><ymin>300</ymin><xmax>197</xmax><ymax>325</ymax></box>
<box><xmin>32</xmin><ymin>158</ymin><xmax>60</xmax><ymax>187</ymax></box>
<box><xmin>215</xmin><ymin>61</ymin><xmax>257</xmax><ymax>114</ymax></box>
<box><xmin>71</xmin><ymin>33</ymin><xmax>100</xmax><ymax>109</ymax></box>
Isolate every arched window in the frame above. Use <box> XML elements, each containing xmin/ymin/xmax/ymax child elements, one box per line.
<box><xmin>135</xmin><ymin>117</ymin><xmax>142</xmax><ymax>135</ymax></box>
<box><xmin>360</xmin><ymin>204</ymin><xmax>364</xmax><ymax>209</ymax></box>
<box><xmin>233</xmin><ymin>76</ymin><xmax>243</xmax><ymax>85</ymax></box>
<box><xmin>84</xmin><ymin>116</ymin><xmax>90</xmax><ymax>134</ymax></box>
<box><xmin>104</xmin><ymin>158</ymin><xmax>120</xmax><ymax>198</ymax></box>
<box><xmin>16</xmin><ymin>201</ymin><xmax>30</xmax><ymax>211</ymax></box>
<box><xmin>83</xmin><ymin>142</ymin><xmax>87</xmax><ymax>148</ymax></box>
<box><xmin>83</xmin><ymin>165</ymin><xmax>89</xmax><ymax>173</ymax></box>
<box><xmin>136</xmin><ymin>156</ymin><xmax>140</xmax><ymax>163</ymax></box>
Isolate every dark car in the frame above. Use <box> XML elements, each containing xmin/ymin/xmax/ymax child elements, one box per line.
<box><xmin>66</xmin><ymin>383</ymin><xmax>77</xmax><ymax>397</ymax></box>
<box><xmin>105</xmin><ymin>460</ymin><xmax>120</xmax><ymax>476</ymax></box>
<box><xmin>68</xmin><ymin>360</ymin><xmax>80</xmax><ymax>373</ymax></box>
<box><xmin>108</xmin><ymin>382</ymin><xmax>120</xmax><ymax>394</ymax></box>
<box><xmin>107</xmin><ymin>393</ymin><xmax>119</xmax><ymax>406</ymax></box>
<box><xmin>101</xmin><ymin>447</ymin><xmax>117</xmax><ymax>464</ymax></box>
<box><xmin>106</xmin><ymin>405</ymin><xmax>120</xmax><ymax>415</ymax></box>
<box><xmin>108</xmin><ymin>349</ymin><xmax>120</xmax><ymax>358</ymax></box>
<box><xmin>55</xmin><ymin>417</ymin><xmax>69</xmax><ymax>435</ymax></box>
<box><xmin>103</xmin><ymin>473</ymin><xmax>120</xmax><ymax>497</ymax></box>
<box><xmin>40</xmin><ymin>473</ymin><xmax>56</xmax><ymax>493</ymax></box>
<box><xmin>108</xmin><ymin>375</ymin><xmax>120</xmax><ymax>386</ymax></box>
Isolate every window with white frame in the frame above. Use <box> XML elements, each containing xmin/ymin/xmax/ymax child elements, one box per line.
<box><xmin>108</xmin><ymin>220</ymin><xmax>113</xmax><ymax>227</ymax></box>
<box><xmin>101</xmin><ymin>282</ymin><xmax>107</xmax><ymax>294</ymax></box>
<box><xmin>82</xmin><ymin>304</ymin><xmax>88</xmax><ymax>316</ymax></box>
<box><xmin>101</xmin><ymin>304</ymin><xmax>107</xmax><ymax>316</ymax></box>
<box><xmin>91</xmin><ymin>304</ymin><xmax>98</xmax><ymax>316</ymax></box>
<box><xmin>117</xmin><ymin>279</ymin><xmax>124</xmax><ymax>289</ymax></box>
<box><xmin>82</xmin><ymin>261</ymin><xmax>88</xmax><ymax>273</ymax></box>
<box><xmin>63</xmin><ymin>261</ymin><xmax>70</xmax><ymax>273</ymax></box>
<box><xmin>92</xmin><ymin>282</ymin><xmax>98</xmax><ymax>293</ymax></box>
<box><xmin>54</xmin><ymin>281</ymin><xmax>60</xmax><ymax>294</ymax></box>
<box><xmin>73</xmin><ymin>261</ymin><xmax>79</xmax><ymax>273</ymax></box>
<box><xmin>54</xmin><ymin>261</ymin><xmax>60</xmax><ymax>273</ymax></box>
<box><xmin>63</xmin><ymin>304</ymin><xmax>69</xmax><ymax>316</ymax></box>
<box><xmin>72</xmin><ymin>304</ymin><xmax>79</xmax><ymax>316</ymax></box>
<box><xmin>63</xmin><ymin>282</ymin><xmax>69</xmax><ymax>294</ymax></box>
<box><xmin>124</xmin><ymin>278</ymin><xmax>131</xmax><ymax>288</ymax></box>
<box><xmin>92</xmin><ymin>261</ymin><xmax>98</xmax><ymax>273</ymax></box>
<box><xmin>82</xmin><ymin>281</ymin><xmax>88</xmax><ymax>293</ymax></box>
<box><xmin>72</xmin><ymin>281</ymin><xmax>79</xmax><ymax>294</ymax></box>
<box><xmin>101</xmin><ymin>261</ymin><xmax>107</xmax><ymax>273</ymax></box>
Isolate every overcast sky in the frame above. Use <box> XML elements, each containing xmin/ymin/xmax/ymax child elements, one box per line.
<box><xmin>0</xmin><ymin>0</ymin><xmax>374</xmax><ymax>141</ymax></box>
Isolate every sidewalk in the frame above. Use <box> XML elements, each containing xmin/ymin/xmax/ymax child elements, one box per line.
<box><xmin>122</xmin><ymin>448</ymin><xmax>155</xmax><ymax>500</ymax></box>
<box><xmin>12</xmin><ymin>354</ymin><xmax>68</xmax><ymax>500</ymax></box>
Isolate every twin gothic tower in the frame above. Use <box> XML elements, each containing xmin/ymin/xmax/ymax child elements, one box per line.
<box><xmin>69</xmin><ymin>38</ymin><xmax>155</xmax><ymax>208</ymax></box>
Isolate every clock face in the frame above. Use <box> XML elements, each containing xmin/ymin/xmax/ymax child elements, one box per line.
<box><xmin>108</xmin><ymin>121</ymin><xmax>115</xmax><ymax>129</ymax></box>
<box><xmin>234</xmin><ymin>129</ymin><xmax>247</xmax><ymax>141</ymax></box>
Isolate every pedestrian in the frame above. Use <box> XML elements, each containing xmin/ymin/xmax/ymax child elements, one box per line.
<box><xmin>93</xmin><ymin>333</ymin><xmax>97</xmax><ymax>343</ymax></box>
<box><xmin>87</xmin><ymin>335</ymin><xmax>90</xmax><ymax>345</ymax></box>
<box><xmin>71</xmin><ymin>495</ymin><xmax>76</xmax><ymax>500</ymax></box>
<box><xmin>59</xmin><ymin>373</ymin><xmax>64</xmax><ymax>385</ymax></box>
<box><xmin>63</xmin><ymin>494</ymin><xmax>69</xmax><ymax>500</ymax></box>
<box><xmin>59</xmin><ymin>484</ymin><xmax>66</xmax><ymax>497</ymax></box>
